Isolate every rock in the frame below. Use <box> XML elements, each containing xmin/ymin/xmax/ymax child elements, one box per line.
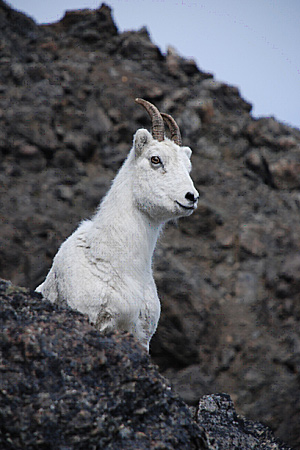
<box><xmin>0</xmin><ymin>0</ymin><xmax>41</xmax><ymax>64</ymax></box>
<box><xmin>16</xmin><ymin>142</ymin><xmax>39</xmax><ymax>157</ymax></box>
<box><xmin>165</xmin><ymin>365</ymin><xmax>215</xmax><ymax>405</ymax></box>
<box><xmin>244</xmin><ymin>117</ymin><xmax>299</xmax><ymax>151</ymax></box>
<box><xmin>64</xmin><ymin>131</ymin><xmax>96</xmax><ymax>161</ymax></box>
<box><xmin>196</xmin><ymin>136</ymin><xmax>221</xmax><ymax>159</ymax></box>
<box><xmin>277</xmin><ymin>253</ymin><xmax>300</xmax><ymax>297</ymax></box>
<box><xmin>179</xmin><ymin>108</ymin><xmax>202</xmax><ymax>137</ymax></box>
<box><xmin>0</xmin><ymin>278</ymin><xmax>207</xmax><ymax>450</ymax></box>
<box><xmin>55</xmin><ymin>185</ymin><xmax>74</xmax><ymax>203</ymax></box>
<box><xmin>1</xmin><ymin>2</ymin><xmax>300</xmax><ymax>448</ymax></box>
<box><xmin>165</xmin><ymin>46</ymin><xmax>183</xmax><ymax>79</ymax></box>
<box><xmin>0</xmin><ymin>279</ymin><xmax>291</xmax><ymax>450</ymax></box>
<box><xmin>118</xmin><ymin>27</ymin><xmax>164</xmax><ymax>61</ymax></box>
<box><xmin>246</xmin><ymin>149</ymin><xmax>300</xmax><ymax>190</ymax></box>
<box><xmin>10</xmin><ymin>62</ymin><xmax>25</xmax><ymax>83</ymax></box>
<box><xmin>57</xmin><ymin>4</ymin><xmax>118</xmax><ymax>40</ymax></box>
<box><xmin>270</xmin><ymin>157</ymin><xmax>300</xmax><ymax>189</ymax></box>
<box><xmin>235</xmin><ymin>271</ymin><xmax>258</xmax><ymax>304</ymax></box>
<box><xmin>199</xmin><ymin>79</ymin><xmax>252</xmax><ymax>114</ymax></box>
<box><xmin>85</xmin><ymin>101</ymin><xmax>113</xmax><ymax>137</ymax></box>
<box><xmin>196</xmin><ymin>394</ymin><xmax>292</xmax><ymax>450</ymax></box>
<box><xmin>245</xmin><ymin>149</ymin><xmax>276</xmax><ymax>187</ymax></box>
<box><xmin>239</xmin><ymin>223</ymin><xmax>268</xmax><ymax>258</ymax></box>
<box><xmin>165</xmin><ymin>46</ymin><xmax>212</xmax><ymax>82</ymax></box>
<box><xmin>52</xmin><ymin>149</ymin><xmax>77</xmax><ymax>168</ymax></box>
<box><xmin>179</xmin><ymin>201</ymin><xmax>223</xmax><ymax>236</ymax></box>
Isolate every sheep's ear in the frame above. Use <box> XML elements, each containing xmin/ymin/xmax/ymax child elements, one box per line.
<box><xmin>183</xmin><ymin>146</ymin><xmax>192</xmax><ymax>159</ymax></box>
<box><xmin>133</xmin><ymin>129</ymin><xmax>153</xmax><ymax>157</ymax></box>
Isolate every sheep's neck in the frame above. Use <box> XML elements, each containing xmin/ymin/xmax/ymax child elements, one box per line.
<box><xmin>90</xmin><ymin>166</ymin><xmax>162</xmax><ymax>278</ymax></box>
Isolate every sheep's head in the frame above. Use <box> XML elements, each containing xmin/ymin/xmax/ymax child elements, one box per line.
<box><xmin>132</xmin><ymin>98</ymin><xmax>199</xmax><ymax>223</ymax></box>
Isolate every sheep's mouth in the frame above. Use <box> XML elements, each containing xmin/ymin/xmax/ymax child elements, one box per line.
<box><xmin>175</xmin><ymin>200</ymin><xmax>196</xmax><ymax>210</ymax></box>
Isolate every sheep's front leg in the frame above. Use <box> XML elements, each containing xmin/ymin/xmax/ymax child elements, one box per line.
<box><xmin>95</xmin><ymin>310</ymin><xmax>117</xmax><ymax>335</ymax></box>
<box><xmin>128</xmin><ymin>315</ymin><xmax>151</xmax><ymax>353</ymax></box>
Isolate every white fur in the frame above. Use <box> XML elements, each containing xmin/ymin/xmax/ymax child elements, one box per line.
<box><xmin>36</xmin><ymin>129</ymin><xmax>198</xmax><ymax>351</ymax></box>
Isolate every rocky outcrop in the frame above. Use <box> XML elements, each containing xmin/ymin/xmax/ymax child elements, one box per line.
<box><xmin>0</xmin><ymin>2</ymin><xmax>300</xmax><ymax>448</ymax></box>
<box><xmin>196</xmin><ymin>394</ymin><xmax>292</xmax><ymax>450</ymax></box>
<box><xmin>0</xmin><ymin>279</ymin><xmax>206</xmax><ymax>450</ymax></box>
<box><xmin>0</xmin><ymin>279</ymin><xmax>291</xmax><ymax>449</ymax></box>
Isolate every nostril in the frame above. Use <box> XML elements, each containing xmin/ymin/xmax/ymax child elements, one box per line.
<box><xmin>185</xmin><ymin>192</ymin><xmax>197</xmax><ymax>203</ymax></box>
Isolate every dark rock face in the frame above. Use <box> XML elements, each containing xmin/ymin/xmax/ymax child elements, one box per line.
<box><xmin>1</xmin><ymin>2</ymin><xmax>300</xmax><ymax>448</ymax></box>
<box><xmin>0</xmin><ymin>279</ymin><xmax>206</xmax><ymax>450</ymax></box>
<box><xmin>0</xmin><ymin>279</ymin><xmax>291</xmax><ymax>449</ymax></box>
<box><xmin>196</xmin><ymin>394</ymin><xmax>292</xmax><ymax>450</ymax></box>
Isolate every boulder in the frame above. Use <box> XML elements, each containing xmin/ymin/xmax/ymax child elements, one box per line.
<box><xmin>0</xmin><ymin>279</ymin><xmax>291</xmax><ymax>450</ymax></box>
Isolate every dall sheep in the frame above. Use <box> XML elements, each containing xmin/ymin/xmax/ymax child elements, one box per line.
<box><xmin>36</xmin><ymin>98</ymin><xmax>199</xmax><ymax>351</ymax></box>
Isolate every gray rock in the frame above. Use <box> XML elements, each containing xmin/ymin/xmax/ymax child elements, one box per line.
<box><xmin>0</xmin><ymin>279</ymin><xmax>291</xmax><ymax>450</ymax></box>
<box><xmin>196</xmin><ymin>394</ymin><xmax>292</xmax><ymax>450</ymax></box>
<box><xmin>1</xmin><ymin>2</ymin><xmax>300</xmax><ymax>448</ymax></box>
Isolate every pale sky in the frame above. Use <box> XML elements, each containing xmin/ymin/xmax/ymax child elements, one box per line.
<box><xmin>7</xmin><ymin>0</ymin><xmax>300</xmax><ymax>130</ymax></box>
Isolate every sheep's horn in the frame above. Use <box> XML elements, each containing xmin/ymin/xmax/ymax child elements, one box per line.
<box><xmin>161</xmin><ymin>113</ymin><xmax>182</xmax><ymax>146</ymax></box>
<box><xmin>135</xmin><ymin>98</ymin><xmax>165</xmax><ymax>142</ymax></box>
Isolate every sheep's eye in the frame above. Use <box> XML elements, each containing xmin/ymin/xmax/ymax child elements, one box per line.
<box><xmin>151</xmin><ymin>156</ymin><xmax>161</xmax><ymax>165</ymax></box>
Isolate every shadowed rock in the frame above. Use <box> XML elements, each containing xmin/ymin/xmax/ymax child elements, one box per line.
<box><xmin>0</xmin><ymin>279</ymin><xmax>292</xmax><ymax>449</ymax></box>
<box><xmin>0</xmin><ymin>1</ymin><xmax>300</xmax><ymax>447</ymax></box>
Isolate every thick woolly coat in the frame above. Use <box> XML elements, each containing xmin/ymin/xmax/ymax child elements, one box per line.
<box><xmin>36</xmin><ymin>129</ymin><xmax>198</xmax><ymax>351</ymax></box>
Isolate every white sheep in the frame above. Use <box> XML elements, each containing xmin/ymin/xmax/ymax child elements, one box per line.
<box><xmin>36</xmin><ymin>99</ymin><xmax>199</xmax><ymax>351</ymax></box>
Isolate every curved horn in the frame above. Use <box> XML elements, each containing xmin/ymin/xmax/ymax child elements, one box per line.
<box><xmin>161</xmin><ymin>113</ymin><xmax>182</xmax><ymax>146</ymax></box>
<box><xmin>135</xmin><ymin>98</ymin><xmax>165</xmax><ymax>142</ymax></box>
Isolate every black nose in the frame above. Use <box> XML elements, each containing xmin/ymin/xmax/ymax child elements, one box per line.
<box><xmin>185</xmin><ymin>192</ymin><xmax>197</xmax><ymax>203</ymax></box>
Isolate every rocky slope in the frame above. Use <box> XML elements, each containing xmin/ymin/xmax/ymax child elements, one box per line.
<box><xmin>0</xmin><ymin>1</ymin><xmax>300</xmax><ymax>448</ymax></box>
<box><xmin>0</xmin><ymin>279</ymin><xmax>292</xmax><ymax>449</ymax></box>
